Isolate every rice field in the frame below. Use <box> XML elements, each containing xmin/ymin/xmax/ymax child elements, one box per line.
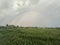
<box><xmin>0</xmin><ymin>26</ymin><xmax>60</xmax><ymax>45</ymax></box>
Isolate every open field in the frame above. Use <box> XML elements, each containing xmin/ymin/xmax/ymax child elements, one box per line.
<box><xmin>0</xmin><ymin>26</ymin><xmax>60</xmax><ymax>45</ymax></box>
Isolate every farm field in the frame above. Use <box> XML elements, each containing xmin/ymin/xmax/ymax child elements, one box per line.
<box><xmin>0</xmin><ymin>26</ymin><xmax>60</xmax><ymax>45</ymax></box>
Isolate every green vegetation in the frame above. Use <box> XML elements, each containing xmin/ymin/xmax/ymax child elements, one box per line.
<box><xmin>0</xmin><ymin>25</ymin><xmax>60</xmax><ymax>45</ymax></box>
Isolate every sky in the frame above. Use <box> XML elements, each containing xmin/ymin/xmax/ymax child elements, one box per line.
<box><xmin>0</xmin><ymin>0</ymin><xmax>60</xmax><ymax>27</ymax></box>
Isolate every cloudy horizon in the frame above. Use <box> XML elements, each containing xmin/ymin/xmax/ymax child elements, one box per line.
<box><xmin>0</xmin><ymin>0</ymin><xmax>60</xmax><ymax>27</ymax></box>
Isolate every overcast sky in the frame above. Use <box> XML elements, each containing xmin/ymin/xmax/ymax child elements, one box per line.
<box><xmin>0</xmin><ymin>0</ymin><xmax>60</xmax><ymax>27</ymax></box>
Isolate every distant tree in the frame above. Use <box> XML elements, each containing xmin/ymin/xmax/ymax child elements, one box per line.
<box><xmin>6</xmin><ymin>24</ymin><xmax>9</xmax><ymax>27</ymax></box>
<box><xmin>17</xmin><ymin>25</ymin><xmax>19</xmax><ymax>28</ymax></box>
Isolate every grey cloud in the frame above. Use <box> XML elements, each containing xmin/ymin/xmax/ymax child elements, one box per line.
<box><xmin>0</xmin><ymin>0</ymin><xmax>60</xmax><ymax>27</ymax></box>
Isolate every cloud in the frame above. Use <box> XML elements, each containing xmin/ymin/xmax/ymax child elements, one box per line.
<box><xmin>0</xmin><ymin>0</ymin><xmax>60</xmax><ymax>27</ymax></box>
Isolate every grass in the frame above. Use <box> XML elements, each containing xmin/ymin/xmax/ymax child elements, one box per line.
<box><xmin>0</xmin><ymin>27</ymin><xmax>60</xmax><ymax>45</ymax></box>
